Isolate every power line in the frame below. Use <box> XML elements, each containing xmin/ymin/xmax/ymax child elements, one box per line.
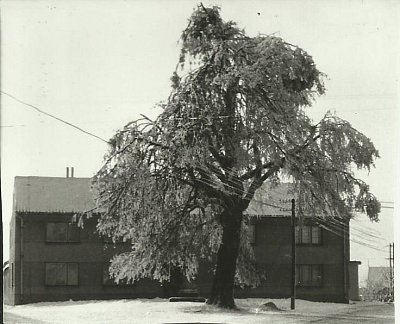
<box><xmin>195</xmin><ymin>178</ymin><xmax>391</xmax><ymax>249</ymax></box>
<box><xmin>1</xmin><ymin>91</ymin><xmax>393</xmax><ymax>252</ymax></box>
<box><xmin>1</xmin><ymin>91</ymin><xmax>111</xmax><ymax>144</ymax></box>
<box><xmin>0</xmin><ymin>124</ymin><xmax>26</xmax><ymax>128</ymax></box>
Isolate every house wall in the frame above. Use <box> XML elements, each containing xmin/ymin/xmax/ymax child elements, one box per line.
<box><xmin>235</xmin><ymin>217</ymin><xmax>349</xmax><ymax>302</ymax></box>
<box><xmin>348</xmin><ymin>261</ymin><xmax>361</xmax><ymax>301</ymax></box>
<box><xmin>9</xmin><ymin>212</ymin><xmax>350</xmax><ymax>304</ymax></box>
<box><xmin>3</xmin><ymin>267</ymin><xmax>11</xmax><ymax>305</ymax></box>
<box><xmin>6</xmin><ymin>211</ymin><xmax>21</xmax><ymax>305</ymax></box>
<box><xmin>13</xmin><ymin>213</ymin><xmax>163</xmax><ymax>304</ymax></box>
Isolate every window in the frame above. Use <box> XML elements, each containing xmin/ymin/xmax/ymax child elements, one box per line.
<box><xmin>295</xmin><ymin>225</ymin><xmax>321</xmax><ymax>245</ymax></box>
<box><xmin>102</xmin><ymin>264</ymin><xmax>116</xmax><ymax>285</ymax></box>
<box><xmin>46</xmin><ymin>223</ymin><xmax>80</xmax><ymax>242</ymax></box>
<box><xmin>45</xmin><ymin>263</ymin><xmax>79</xmax><ymax>286</ymax></box>
<box><xmin>296</xmin><ymin>264</ymin><xmax>322</xmax><ymax>286</ymax></box>
<box><xmin>102</xmin><ymin>263</ymin><xmax>133</xmax><ymax>286</ymax></box>
<box><xmin>311</xmin><ymin>226</ymin><xmax>321</xmax><ymax>244</ymax></box>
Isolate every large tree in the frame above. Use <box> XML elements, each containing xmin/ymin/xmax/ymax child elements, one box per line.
<box><xmin>92</xmin><ymin>5</ymin><xmax>380</xmax><ymax>309</ymax></box>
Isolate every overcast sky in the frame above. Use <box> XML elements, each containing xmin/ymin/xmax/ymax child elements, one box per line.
<box><xmin>1</xmin><ymin>0</ymin><xmax>399</xmax><ymax>284</ymax></box>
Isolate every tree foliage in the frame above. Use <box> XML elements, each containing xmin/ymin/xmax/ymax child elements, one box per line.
<box><xmin>92</xmin><ymin>4</ymin><xmax>380</xmax><ymax>305</ymax></box>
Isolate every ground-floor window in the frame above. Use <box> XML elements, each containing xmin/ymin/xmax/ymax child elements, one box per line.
<box><xmin>296</xmin><ymin>264</ymin><xmax>323</xmax><ymax>286</ymax></box>
<box><xmin>102</xmin><ymin>263</ymin><xmax>134</xmax><ymax>286</ymax></box>
<box><xmin>45</xmin><ymin>263</ymin><xmax>79</xmax><ymax>286</ymax></box>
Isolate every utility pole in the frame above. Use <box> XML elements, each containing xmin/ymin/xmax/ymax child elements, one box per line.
<box><xmin>389</xmin><ymin>243</ymin><xmax>394</xmax><ymax>300</ymax></box>
<box><xmin>393</xmin><ymin>243</ymin><xmax>395</xmax><ymax>300</ymax></box>
<box><xmin>389</xmin><ymin>243</ymin><xmax>392</xmax><ymax>297</ymax></box>
<box><xmin>291</xmin><ymin>198</ymin><xmax>296</xmax><ymax>310</ymax></box>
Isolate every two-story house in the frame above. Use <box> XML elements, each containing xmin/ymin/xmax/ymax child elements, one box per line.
<box><xmin>6</xmin><ymin>176</ymin><xmax>162</xmax><ymax>305</ymax></box>
<box><xmin>5</xmin><ymin>175</ymin><xmax>359</xmax><ymax>305</ymax></box>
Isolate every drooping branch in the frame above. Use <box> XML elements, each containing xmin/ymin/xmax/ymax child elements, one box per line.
<box><xmin>92</xmin><ymin>5</ymin><xmax>380</xmax><ymax>305</ymax></box>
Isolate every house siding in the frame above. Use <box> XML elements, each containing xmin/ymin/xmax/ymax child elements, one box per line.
<box><xmin>8</xmin><ymin>211</ymin><xmax>22</xmax><ymax>305</ymax></box>
<box><xmin>6</xmin><ymin>211</ymin><xmax>351</xmax><ymax>305</ymax></box>
<box><xmin>235</xmin><ymin>217</ymin><xmax>349</xmax><ymax>302</ymax></box>
<box><xmin>7</xmin><ymin>213</ymin><xmax>163</xmax><ymax>305</ymax></box>
<box><xmin>348</xmin><ymin>261</ymin><xmax>361</xmax><ymax>300</ymax></box>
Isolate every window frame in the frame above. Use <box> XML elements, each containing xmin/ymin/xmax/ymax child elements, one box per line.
<box><xmin>102</xmin><ymin>263</ymin><xmax>135</xmax><ymax>286</ymax></box>
<box><xmin>46</xmin><ymin>222</ymin><xmax>80</xmax><ymax>243</ymax></box>
<box><xmin>45</xmin><ymin>262</ymin><xmax>79</xmax><ymax>286</ymax></box>
<box><xmin>296</xmin><ymin>264</ymin><xmax>323</xmax><ymax>287</ymax></box>
<box><xmin>248</xmin><ymin>224</ymin><xmax>256</xmax><ymax>245</ymax></box>
<box><xmin>295</xmin><ymin>224</ymin><xmax>322</xmax><ymax>245</ymax></box>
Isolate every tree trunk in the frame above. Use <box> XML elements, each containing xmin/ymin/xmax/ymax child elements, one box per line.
<box><xmin>207</xmin><ymin>207</ymin><xmax>243</xmax><ymax>309</ymax></box>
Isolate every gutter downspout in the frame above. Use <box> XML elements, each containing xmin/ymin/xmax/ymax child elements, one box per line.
<box><xmin>20</xmin><ymin>215</ymin><xmax>24</xmax><ymax>303</ymax></box>
<box><xmin>343</xmin><ymin>221</ymin><xmax>349</xmax><ymax>303</ymax></box>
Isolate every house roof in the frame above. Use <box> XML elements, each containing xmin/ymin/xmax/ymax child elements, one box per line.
<box><xmin>245</xmin><ymin>182</ymin><xmax>295</xmax><ymax>217</ymax></box>
<box><xmin>14</xmin><ymin>176</ymin><xmax>96</xmax><ymax>213</ymax></box>
<box><xmin>13</xmin><ymin>175</ymin><xmax>295</xmax><ymax>216</ymax></box>
<box><xmin>367</xmin><ymin>267</ymin><xmax>390</xmax><ymax>285</ymax></box>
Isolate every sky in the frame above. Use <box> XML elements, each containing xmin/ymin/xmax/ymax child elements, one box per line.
<box><xmin>1</xmin><ymin>0</ymin><xmax>399</xmax><ymax>285</ymax></box>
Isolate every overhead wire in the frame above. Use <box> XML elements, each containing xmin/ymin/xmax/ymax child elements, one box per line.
<box><xmin>1</xmin><ymin>91</ymin><xmax>111</xmax><ymax>144</ymax></box>
<box><xmin>187</xmin><ymin>173</ymin><xmax>390</xmax><ymax>251</ymax></box>
<box><xmin>2</xmin><ymin>92</ymin><xmax>391</xmax><ymax>251</ymax></box>
<box><xmin>315</xmin><ymin>216</ymin><xmax>384</xmax><ymax>244</ymax></box>
<box><xmin>94</xmin><ymin>122</ymin><xmax>391</xmax><ymax>252</ymax></box>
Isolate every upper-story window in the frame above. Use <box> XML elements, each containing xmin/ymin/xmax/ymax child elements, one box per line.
<box><xmin>102</xmin><ymin>234</ymin><xmax>127</xmax><ymax>244</ymax></box>
<box><xmin>46</xmin><ymin>222</ymin><xmax>80</xmax><ymax>242</ymax></box>
<box><xmin>295</xmin><ymin>225</ymin><xmax>321</xmax><ymax>245</ymax></box>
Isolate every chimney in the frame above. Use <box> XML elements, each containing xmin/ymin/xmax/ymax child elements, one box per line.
<box><xmin>66</xmin><ymin>167</ymin><xmax>70</xmax><ymax>178</ymax></box>
<box><xmin>71</xmin><ymin>167</ymin><xmax>74</xmax><ymax>178</ymax></box>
